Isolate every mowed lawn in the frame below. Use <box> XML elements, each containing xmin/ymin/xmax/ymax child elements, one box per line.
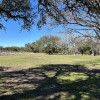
<box><xmin>0</xmin><ymin>53</ymin><xmax>100</xmax><ymax>68</ymax></box>
<box><xmin>0</xmin><ymin>53</ymin><xmax>100</xmax><ymax>100</ymax></box>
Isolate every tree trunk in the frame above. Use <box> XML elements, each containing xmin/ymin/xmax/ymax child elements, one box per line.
<box><xmin>92</xmin><ymin>50</ymin><xmax>96</xmax><ymax>56</ymax></box>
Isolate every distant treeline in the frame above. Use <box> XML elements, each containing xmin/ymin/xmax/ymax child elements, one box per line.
<box><xmin>0</xmin><ymin>35</ymin><xmax>100</xmax><ymax>56</ymax></box>
<box><xmin>0</xmin><ymin>46</ymin><xmax>26</xmax><ymax>52</ymax></box>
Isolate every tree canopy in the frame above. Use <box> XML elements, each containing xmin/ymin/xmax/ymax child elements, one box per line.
<box><xmin>0</xmin><ymin>0</ymin><xmax>100</xmax><ymax>38</ymax></box>
<box><xmin>25</xmin><ymin>35</ymin><xmax>60</xmax><ymax>54</ymax></box>
<box><xmin>38</xmin><ymin>0</ymin><xmax>100</xmax><ymax>39</ymax></box>
<box><xmin>0</xmin><ymin>0</ymin><xmax>36</xmax><ymax>30</ymax></box>
<box><xmin>0</xmin><ymin>35</ymin><xmax>100</xmax><ymax>55</ymax></box>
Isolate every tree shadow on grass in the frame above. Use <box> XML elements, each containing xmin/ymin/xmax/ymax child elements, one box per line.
<box><xmin>0</xmin><ymin>64</ymin><xmax>100</xmax><ymax>100</ymax></box>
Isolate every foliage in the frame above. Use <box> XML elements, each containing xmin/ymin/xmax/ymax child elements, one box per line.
<box><xmin>25</xmin><ymin>35</ymin><xmax>60</xmax><ymax>54</ymax></box>
<box><xmin>0</xmin><ymin>35</ymin><xmax>100</xmax><ymax>55</ymax></box>
<box><xmin>0</xmin><ymin>0</ymin><xmax>36</xmax><ymax>30</ymax></box>
<box><xmin>0</xmin><ymin>46</ymin><xmax>25</xmax><ymax>52</ymax></box>
<box><xmin>0</xmin><ymin>0</ymin><xmax>100</xmax><ymax>38</ymax></box>
<box><xmin>38</xmin><ymin>0</ymin><xmax>100</xmax><ymax>39</ymax></box>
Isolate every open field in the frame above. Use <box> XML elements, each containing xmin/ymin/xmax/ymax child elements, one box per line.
<box><xmin>0</xmin><ymin>53</ymin><xmax>100</xmax><ymax>68</ymax></box>
<box><xmin>0</xmin><ymin>53</ymin><xmax>100</xmax><ymax>100</ymax></box>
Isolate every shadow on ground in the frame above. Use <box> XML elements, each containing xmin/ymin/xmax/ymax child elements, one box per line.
<box><xmin>0</xmin><ymin>64</ymin><xmax>100</xmax><ymax>100</ymax></box>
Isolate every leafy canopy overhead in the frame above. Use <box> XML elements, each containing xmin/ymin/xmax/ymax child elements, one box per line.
<box><xmin>0</xmin><ymin>0</ymin><xmax>36</xmax><ymax>30</ymax></box>
<box><xmin>38</xmin><ymin>0</ymin><xmax>100</xmax><ymax>38</ymax></box>
<box><xmin>0</xmin><ymin>0</ymin><xmax>100</xmax><ymax>38</ymax></box>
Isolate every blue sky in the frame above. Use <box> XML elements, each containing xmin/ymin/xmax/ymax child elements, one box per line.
<box><xmin>0</xmin><ymin>0</ymin><xmax>49</xmax><ymax>47</ymax></box>
<box><xmin>0</xmin><ymin>19</ymin><xmax>83</xmax><ymax>47</ymax></box>
<box><xmin>0</xmin><ymin>0</ymin><xmax>89</xmax><ymax>48</ymax></box>
<box><xmin>0</xmin><ymin>0</ymin><xmax>86</xmax><ymax>47</ymax></box>
<box><xmin>0</xmin><ymin>19</ymin><xmax>49</xmax><ymax>47</ymax></box>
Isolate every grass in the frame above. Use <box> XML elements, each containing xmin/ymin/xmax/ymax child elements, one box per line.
<box><xmin>0</xmin><ymin>53</ymin><xmax>100</xmax><ymax>100</ymax></box>
<box><xmin>0</xmin><ymin>53</ymin><xmax>100</xmax><ymax>68</ymax></box>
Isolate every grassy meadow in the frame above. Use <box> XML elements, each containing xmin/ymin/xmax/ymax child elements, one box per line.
<box><xmin>0</xmin><ymin>53</ymin><xmax>100</xmax><ymax>100</ymax></box>
<box><xmin>0</xmin><ymin>53</ymin><xmax>100</xmax><ymax>68</ymax></box>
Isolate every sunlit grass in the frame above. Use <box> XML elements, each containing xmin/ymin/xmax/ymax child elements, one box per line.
<box><xmin>57</xmin><ymin>72</ymin><xmax>89</xmax><ymax>81</ymax></box>
<box><xmin>0</xmin><ymin>53</ymin><xmax>100</xmax><ymax>68</ymax></box>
